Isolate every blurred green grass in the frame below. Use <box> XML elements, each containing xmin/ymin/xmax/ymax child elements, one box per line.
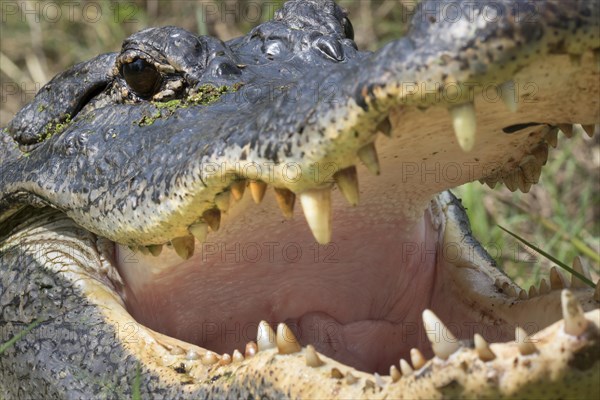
<box><xmin>1</xmin><ymin>0</ymin><xmax>598</xmax><ymax>289</ymax></box>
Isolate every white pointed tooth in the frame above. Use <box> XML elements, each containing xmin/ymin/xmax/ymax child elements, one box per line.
<box><xmin>545</xmin><ymin>127</ymin><xmax>559</xmax><ymax>148</ymax></box>
<box><xmin>249</xmin><ymin>181</ymin><xmax>268</xmax><ymax>204</ymax></box>
<box><xmin>532</xmin><ymin>143</ymin><xmax>549</xmax><ymax>166</ymax></box>
<box><xmin>422</xmin><ymin>309</ymin><xmax>460</xmax><ymax>360</ymax></box>
<box><xmin>500</xmin><ymin>81</ymin><xmax>518</xmax><ymax>112</ymax></box>
<box><xmin>515</xmin><ymin>327</ymin><xmax>537</xmax><ymax>355</ymax></box>
<box><xmin>357</xmin><ymin>142</ymin><xmax>381</xmax><ymax>175</ymax></box>
<box><xmin>232</xmin><ymin>349</ymin><xmax>244</xmax><ymax>362</ymax></box>
<box><xmin>300</xmin><ymin>188</ymin><xmax>332</xmax><ymax>244</ymax></box>
<box><xmin>189</xmin><ymin>222</ymin><xmax>208</xmax><ymax>243</ymax></box>
<box><xmin>215</xmin><ymin>191</ymin><xmax>231</xmax><ymax>212</ymax></box>
<box><xmin>230</xmin><ymin>180</ymin><xmax>246</xmax><ymax>201</ymax></box>
<box><xmin>345</xmin><ymin>372</ymin><xmax>358</xmax><ymax>384</ymax></box>
<box><xmin>334</xmin><ymin>166</ymin><xmax>359</xmax><ymax>206</ymax></box>
<box><xmin>201</xmin><ymin>351</ymin><xmax>219</xmax><ymax>366</ymax></box>
<box><xmin>581</xmin><ymin>124</ymin><xmax>596</xmax><ymax>138</ymax></box>
<box><xmin>594</xmin><ymin>280</ymin><xmax>600</xmax><ymax>302</ymax></box>
<box><xmin>171</xmin><ymin>236</ymin><xmax>194</xmax><ymax>260</ymax></box>
<box><xmin>474</xmin><ymin>334</ymin><xmax>496</xmax><ymax>361</ymax></box>
<box><xmin>410</xmin><ymin>348</ymin><xmax>426</xmax><ymax>370</ymax></box>
<box><xmin>219</xmin><ymin>353</ymin><xmax>232</xmax><ymax>366</ymax></box>
<box><xmin>305</xmin><ymin>345</ymin><xmax>323</xmax><ymax>367</ymax></box>
<box><xmin>148</xmin><ymin>244</ymin><xmax>163</xmax><ymax>257</ymax></box>
<box><xmin>528</xmin><ymin>285</ymin><xmax>538</xmax><ymax>298</ymax></box>
<box><xmin>539</xmin><ymin>278</ymin><xmax>550</xmax><ymax>294</ymax></box>
<box><xmin>399</xmin><ymin>359</ymin><xmax>413</xmax><ymax>375</ymax></box>
<box><xmin>256</xmin><ymin>321</ymin><xmax>276</xmax><ymax>351</ymax></box>
<box><xmin>450</xmin><ymin>102</ymin><xmax>477</xmax><ymax>152</ymax></box>
<box><xmin>558</xmin><ymin>124</ymin><xmax>574</xmax><ymax>138</ymax></box>
<box><xmin>561</xmin><ymin>289</ymin><xmax>588</xmax><ymax>336</ymax></box>
<box><xmin>571</xmin><ymin>256</ymin><xmax>592</xmax><ymax>288</ymax></box>
<box><xmin>390</xmin><ymin>365</ymin><xmax>401</xmax><ymax>382</ymax></box>
<box><xmin>550</xmin><ymin>266</ymin><xmax>568</xmax><ymax>290</ymax></box>
<box><xmin>274</xmin><ymin>188</ymin><xmax>296</xmax><ymax>219</ymax></box>
<box><xmin>245</xmin><ymin>341</ymin><xmax>258</xmax><ymax>358</ymax></box>
<box><xmin>276</xmin><ymin>323</ymin><xmax>301</xmax><ymax>354</ymax></box>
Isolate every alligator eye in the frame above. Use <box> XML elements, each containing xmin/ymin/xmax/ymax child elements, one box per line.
<box><xmin>342</xmin><ymin>17</ymin><xmax>354</xmax><ymax>41</ymax></box>
<box><xmin>122</xmin><ymin>58</ymin><xmax>161</xmax><ymax>98</ymax></box>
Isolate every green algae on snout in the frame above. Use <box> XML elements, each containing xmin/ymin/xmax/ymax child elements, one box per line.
<box><xmin>38</xmin><ymin>113</ymin><xmax>72</xmax><ymax>142</ymax></box>
<box><xmin>134</xmin><ymin>83</ymin><xmax>244</xmax><ymax>127</ymax></box>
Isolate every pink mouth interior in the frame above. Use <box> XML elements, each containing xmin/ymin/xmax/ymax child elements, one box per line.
<box><xmin>116</xmin><ymin>190</ymin><xmax>452</xmax><ymax>374</ymax></box>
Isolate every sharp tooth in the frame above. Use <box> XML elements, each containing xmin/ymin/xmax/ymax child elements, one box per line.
<box><xmin>594</xmin><ymin>280</ymin><xmax>600</xmax><ymax>302</ymax></box>
<box><xmin>502</xmin><ymin>171</ymin><xmax>519</xmax><ymax>192</ymax></box>
<box><xmin>257</xmin><ymin>321</ymin><xmax>276</xmax><ymax>351</ymax></box>
<box><xmin>300</xmin><ymin>188</ymin><xmax>332</xmax><ymax>244</ymax></box>
<box><xmin>345</xmin><ymin>372</ymin><xmax>358</xmax><ymax>385</ymax></box>
<box><xmin>390</xmin><ymin>365</ymin><xmax>401</xmax><ymax>382</ymax></box>
<box><xmin>582</xmin><ymin>124</ymin><xmax>596</xmax><ymax>138</ymax></box>
<box><xmin>334</xmin><ymin>166</ymin><xmax>359</xmax><ymax>206</ymax></box>
<box><xmin>358</xmin><ymin>142</ymin><xmax>381</xmax><ymax>175</ymax></box>
<box><xmin>410</xmin><ymin>348</ymin><xmax>426</xmax><ymax>370</ymax></box>
<box><xmin>215</xmin><ymin>191</ymin><xmax>231</xmax><ymax>212</ymax></box>
<box><xmin>449</xmin><ymin>102</ymin><xmax>477</xmax><ymax>152</ymax></box>
<box><xmin>515</xmin><ymin>169</ymin><xmax>531</xmax><ymax>193</ymax></box>
<box><xmin>561</xmin><ymin>289</ymin><xmax>588</xmax><ymax>336</ymax></box>
<box><xmin>148</xmin><ymin>244</ymin><xmax>163</xmax><ymax>257</ymax></box>
<box><xmin>245</xmin><ymin>341</ymin><xmax>258</xmax><ymax>358</ymax></box>
<box><xmin>230</xmin><ymin>180</ymin><xmax>246</xmax><ymax>201</ymax></box>
<box><xmin>203</xmin><ymin>209</ymin><xmax>221</xmax><ymax>232</ymax></box>
<box><xmin>331</xmin><ymin>368</ymin><xmax>344</xmax><ymax>379</ymax></box>
<box><xmin>518</xmin><ymin>290</ymin><xmax>528</xmax><ymax>300</ymax></box>
<box><xmin>377</xmin><ymin>117</ymin><xmax>392</xmax><ymax>138</ymax></box>
<box><xmin>249</xmin><ymin>181</ymin><xmax>268</xmax><ymax>204</ymax></box>
<box><xmin>532</xmin><ymin>143</ymin><xmax>549</xmax><ymax>166</ymax></box>
<box><xmin>539</xmin><ymin>278</ymin><xmax>550</xmax><ymax>294</ymax></box>
<box><xmin>219</xmin><ymin>353</ymin><xmax>232</xmax><ymax>366</ymax></box>
<box><xmin>170</xmin><ymin>236</ymin><xmax>194</xmax><ymax>260</ymax></box>
<box><xmin>189</xmin><ymin>222</ymin><xmax>208</xmax><ymax>243</ymax></box>
<box><xmin>571</xmin><ymin>256</ymin><xmax>592</xmax><ymax>289</ymax></box>
<box><xmin>232</xmin><ymin>349</ymin><xmax>244</xmax><ymax>362</ymax></box>
<box><xmin>186</xmin><ymin>349</ymin><xmax>199</xmax><ymax>360</ymax></box>
<box><xmin>558</xmin><ymin>124</ymin><xmax>574</xmax><ymax>138</ymax></box>
<box><xmin>545</xmin><ymin>127</ymin><xmax>559</xmax><ymax>148</ymax></box>
<box><xmin>528</xmin><ymin>285</ymin><xmax>538</xmax><ymax>298</ymax></box>
<box><xmin>276</xmin><ymin>323</ymin><xmax>301</xmax><ymax>354</ymax></box>
<box><xmin>274</xmin><ymin>188</ymin><xmax>296</xmax><ymax>219</ymax></box>
<box><xmin>422</xmin><ymin>309</ymin><xmax>460</xmax><ymax>359</ymax></box>
<box><xmin>305</xmin><ymin>345</ymin><xmax>323</xmax><ymax>367</ymax></box>
<box><xmin>399</xmin><ymin>359</ymin><xmax>413</xmax><ymax>375</ymax></box>
<box><xmin>500</xmin><ymin>80</ymin><xmax>518</xmax><ymax>112</ymax></box>
<box><xmin>137</xmin><ymin>246</ymin><xmax>150</xmax><ymax>255</ymax></box>
<box><xmin>474</xmin><ymin>334</ymin><xmax>496</xmax><ymax>361</ymax></box>
<box><xmin>484</xmin><ymin>177</ymin><xmax>498</xmax><ymax>189</ymax></box>
<box><xmin>515</xmin><ymin>327</ymin><xmax>537</xmax><ymax>355</ymax></box>
<box><xmin>502</xmin><ymin>282</ymin><xmax>517</xmax><ymax>297</ymax></box>
<box><xmin>550</xmin><ymin>266</ymin><xmax>567</xmax><ymax>290</ymax></box>
<box><xmin>201</xmin><ymin>351</ymin><xmax>219</xmax><ymax>366</ymax></box>
<box><xmin>519</xmin><ymin>155</ymin><xmax>541</xmax><ymax>187</ymax></box>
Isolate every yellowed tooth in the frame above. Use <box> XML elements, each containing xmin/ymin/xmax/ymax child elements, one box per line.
<box><xmin>528</xmin><ymin>285</ymin><xmax>538</xmax><ymax>298</ymax></box>
<box><xmin>532</xmin><ymin>143</ymin><xmax>549</xmax><ymax>166</ymax></box>
<box><xmin>550</xmin><ymin>266</ymin><xmax>567</xmax><ymax>290</ymax></box>
<box><xmin>502</xmin><ymin>282</ymin><xmax>517</xmax><ymax>297</ymax></box>
<box><xmin>399</xmin><ymin>359</ymin><xmax>413</xmax><ymax>375</ymax></box>
<box><xmin>545</xmin><ymin>127</ymin><xmax>559</xmax><ymax>148</ymax></box>
<box><xmin>474</xmin><ymin>334</ymin><xmax>496</xmax><ymax>361</ymax></box>
<box><xmin>377</xmin><ymin>117</ymin><xmax>392</xmax><ymax>138</ymax></box>
<box><xmin>558</xmin><ymin>124</ymin><xmax>574</xmax><ymax>138</ymax></box>
<box><xmin>539</xmin><ymin>278</ymin><xmax>550</xmax><ymax>294</ymax></box>
<box><xmin>410</xmin><ymin>348</ymin><xmax>426</xmax><ymax>370</ymax></box>
<box><xmin>305</xmin><ymin>345</ymin><xmax>324</xmax><ymax>367</ymax></box>
<box><xmin>219</xmin><ymin>353</ymin><xmax>232</xmax><ymax>366</ymax></box>
<box><xmin>561</xmin><ymin>289</ymin><xmax>588</xmax><ymax>336</ymax></box>
<box><xmin>215</xmin><ymin>191</ymin><xmax>231</xmax><ymax>212</ymax></box>
<box><xmin>518</xmin><ymin>290</ymin><xmax>528</xmax><ymax>300</ymax></box>
<box><xmin>257</xmin><ymin>321</ymin><xmax>276</xmax><ymax>351</ymax></box>
<box><xmin>300</xmin><ymin>188</ymin><xmax>332</xmax><ymax>244</ymax></box>
<box><xmin>230</xmin><ymin>180</ymin><xmax>246</xmax><ymax>201</ymax></box>
<box><xmin>502</xmin><ymin>171</ymin><xmax>519</xmax><ymax>192</ymax></box>
<box><xmin>171</xmin><ymin>236</ymin><xmax>194</xmax><ymax>260</ymax></box>
<box><xmin>390</xmin><ymin>365</ymin><xmax>401</xmax><ymax>382</ymax></box>
<box><xmin>422</xmin><ymin>309</ymin><xmax>460</xmax><ymax>359</ymax></box>
<box><xmin>345</xmin><ymin>372</ymin><xmax>358</xmax><ymax>384</ymax></box>
<box><xmin>137</xmin><ymin>246</ymin><xmax>150</xmax><ymax>256</ymax></box>
<box><xmin>571</xmin><ymin>257</ymin><xmax>592</xmax><ymax>289</ymax></box>
<box><xmin>274</xmin><ymin>188</ymin><xmax>296</xmax><ymax>219</ymax></box>
<box><xmin>500</xmin><ymin>80</ymin><xmax>518</xmax><ymax>112</ymax></box>
<box><xmin>515</xmin><ymin>169</ymin><xmax>531</xmax><ymax>193</ymax></box>
<box><xmin>334</xmin><ymin>166</ymin><xmax>359</xmax><ymax>206</ymax></box>
<box><xmin>232</xmin><ymin>349</ymin><xmax>244</xmax><ymax>362</ymax></box>
<box><xmin>148</xmin><ymin>244</ymin><xmax>163</xmax><ymax>257</ymax></box>
<box><xmin>249</xmin><ymin>181</ymin><xmax>268</xmax><ymax>204</ymax></box>
<box><xmin>515</xmin><ymin>327</ymin><xmax>537</xmax><ymax>355</ymax></box>
<box><xmin>245</xmin><ymin>341</ymin><xmax>258</xmax><ymax>357</ymax></box>
<box><xmin>358</xmin><ymin>142</ymin><xmax>380</xmax><ymax>175</ymax></box>
<box><xmin>189</xmin><ymin>222</ymin><xmax>208</xmax><ymax>243</ymax></box>
<box><xmin>203</xmin><ymin>208</ymin><xmax>221</xmax><ymax>232</ymax></box>
<box><xmin>201</xmin><ymin>351</ymin><xmax>219</xmax><ymax>366</ymax></box>
<box><xmin>331</xmin><ymin>368</ymin><xmax>344</xmax><ymax>379</ymax></box>
<box><xmin>582</xmin><ymin>124</ymin><xmax>596</xmax><ymax>138</ymax></box>
<box><xmin>276</xmin><ymin>323</ymin><xmax>302</xmax><ymax>354</ymax></box>
<box><xmin>450</xmin><ymin>102</ymin><xmax>477</xmax><ymax>152</ymax></box>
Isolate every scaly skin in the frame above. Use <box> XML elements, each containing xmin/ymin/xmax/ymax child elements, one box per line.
<box><xmin>1</xmin><ymin>0</ymin><xmax>599</xmax><ymax>398</ymax></box>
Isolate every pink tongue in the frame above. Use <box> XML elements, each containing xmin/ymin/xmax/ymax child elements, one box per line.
<box><xmin>117</xmin><ymin>198</ymin><xmax>441</xmax><ymax>373</ymax></box>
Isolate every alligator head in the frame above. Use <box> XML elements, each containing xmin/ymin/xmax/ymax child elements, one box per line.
<box><xmin>1</xmin><ymin>0</ymin><xmax>599</xmax><ymax>398</ymax></box>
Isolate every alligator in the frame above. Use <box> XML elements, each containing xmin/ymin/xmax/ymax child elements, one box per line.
<box><xmin>1</xmin><ymin>0</ymin><xmax>599</xmax><ymax>398</ymax></box>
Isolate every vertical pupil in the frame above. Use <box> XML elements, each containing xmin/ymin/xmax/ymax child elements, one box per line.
<box><xmin>123</xmin><ymin>59</ymin><xmax>160</xmax><ymax>97</ymax></box>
